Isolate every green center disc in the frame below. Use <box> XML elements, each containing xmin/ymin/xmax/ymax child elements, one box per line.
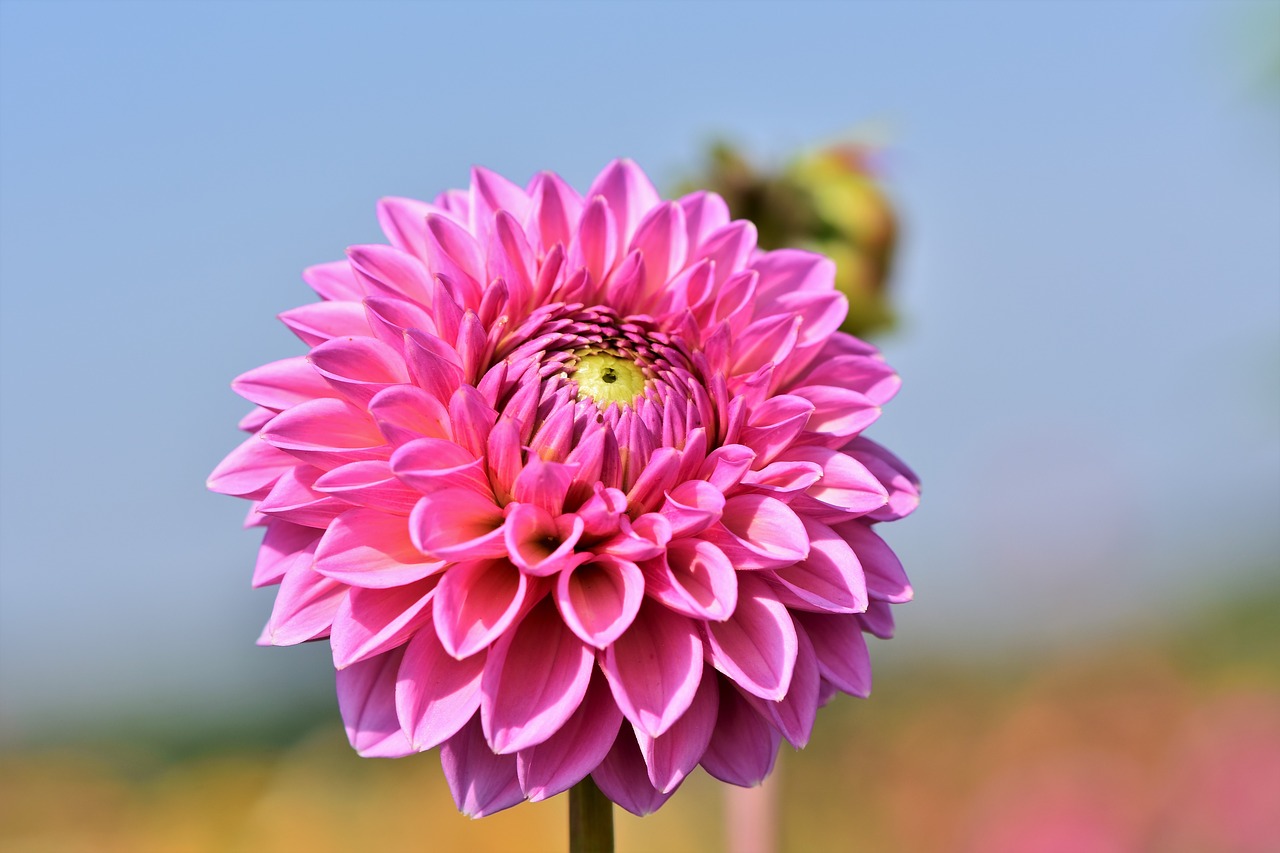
<box><xmin>574</xmin><ymin>352</ymin><xmax>647</xmax><ymax>407</ymax></box>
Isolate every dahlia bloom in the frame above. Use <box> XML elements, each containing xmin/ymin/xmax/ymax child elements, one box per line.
<box><xmin>209</xmin><ymin>160</ymin><xmax>918</xmax><ymax>817</ymax></box>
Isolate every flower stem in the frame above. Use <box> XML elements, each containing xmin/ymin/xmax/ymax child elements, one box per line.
<box><xmin>569</xmin><ymin>777</ymin><xmax>614</xmax><ymax>853</ymax></box>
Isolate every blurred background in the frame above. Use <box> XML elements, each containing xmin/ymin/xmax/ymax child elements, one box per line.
<box><xmin>1</xmin><ymin>0</ymin><xmax>1277</xmax><ymax>850</ymax></box>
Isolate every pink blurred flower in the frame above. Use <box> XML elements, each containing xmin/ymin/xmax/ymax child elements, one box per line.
<box><xmin>209</xmin><ymin>160</ymin><xmax>917</xmax><ymax>817</ymax></box>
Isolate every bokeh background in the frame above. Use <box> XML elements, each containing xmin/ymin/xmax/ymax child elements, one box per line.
<box><xmin>2</xmin><ymin>0</ymin><xmax>1277</xmax><ymax>850</ymax></box>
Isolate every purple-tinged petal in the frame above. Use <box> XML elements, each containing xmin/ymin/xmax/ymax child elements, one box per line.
<box><xmin>485</xmin><ymin>417</ymin><xmax>523</xmax><ymax>504</ymax></box>
<box><xmin>601</xmin><ymin>512</ymin><xmax>671</xmax><ymax>562</ymax></box>
<box><xmin>376</xmin><ymin>196</ymin><xmax>437</xmax><ymax>261</ymax></box>
<box><xmin>636</xmin><ymin>668</ymin><xmax>719</xmax><ymax>793</ymax></box>
<box><xmin>504</xmin><ymin>503</ymin><xmax>585</xmax><ymax>577</ymax></box>
<box><xmin>738</xmin><ymin>395</ymin><xmax>816</xmax><ymax>467</ymax></box>
<box><xmin>576</xmin><ymin>485</ymin><xmax>629</xmax><ymax>540</ymax></box>
<box><xmin>732</xmin><ymin>313</ymin><xmax>801</xmax><ymax>377</ymax></box>
<box><xmin>795</xmin><ymin>612</ymin><xmax>871</xmax><ymax>698</ymax></box>
<box><xmin>257</xmin><ymin>466</ymin><xmax>347</xmax><ymax>527</ymax></box>
<box><xmin>486</xmin><ymin>210</ymin><xmax>535</xmax><ymax>313</ymax></box>
<box><xmin>629</xmin><ymin>201</ymin><xmax>688</xmax><ymax>297</ymax></box>
<box><xmin>481</xmin><ymin>598</ymin><xmax>594</xmax><ymax>754</ymax></box>
<box><xmin>410</xmin><ymin>488</ymin><xmax>507</xmax><ymax>561</ymax></box>
<box><xmin>260</xmin><ymin>563</ymin><xmax>347</xmax><ymax>646</ymax></box>
<box><xmin>331</xmin><ymin>577</ymin><xmax>439</xmax><ymax>668</ymax></box>
<box><xmin>303</xmin><ymin>260</ymin><xmax>362</xmax><ymax>301</ymax></box>
<box><xmin>789</xmin><ymin>385</ymin><xmax>881</xmax><ymax>439</ymax></box>
<box><xmin>432</xmin><ymin>557</ymin><xmax>528</xmax><ymax>659</ymax></box>
<box><xmin>625</xmin><ymin>446</ymin><xmax>681</xmax><ymax>515</ymax></box>
<box><xmin>837</xmin><ymin>522</ymin><xmax>913</xmax><ymax>603</ymax></box>
<box><xmin>512</xmin><ymin>456</ymin><xmax>576</xmax><ymax>515</ymax></box>
<box><xmin>440</xmin><ymin>717</ymin><xmax>525</xmax><ymax>817</ymax></box>
<box><xmin>517</xmin><ymin>668</ymin><xmax>622</xmax><ymax>801</ymax></box>
<box><xmin>403</xmin><ymin>328</ymin><xmax>464</xmax><ymax>404</ymax></box>
<box><xmin>846</xmin><ymin>437</ymin><xmax>921</xmax><ymax>522</ymax></box>
<box><xmin>600</xmin><ymin>600</ymin><xmax>702</xmax><ymax>738</ymax></box>
<box><xmin>569</xmin><ymin>195</ymin><xmax>618</xmax><ymax>288</ymax></box>
<box><xmin>592</xmin><ymin>728</ymin><xmax>678</xmax><ymax>817</ymax></box>
<box><xmin>314</xmin><ymin>508</ymin><xmax>444</xmax><ymax>589</ymax></box>
<box><xmin>642</xmin><ymin>538</ymin><xmax>737</xmax><ymax>622</ymax></box>
<box><xmin>771</xmin><ymin>290</ymin><xmax>847</xmax><ymax>348</ymax></box>
<box><xmin>335</xmin><ymin>647</ymin><xmax>414</xmax><ymax>758</ymax></box>
<box><xmin>750</xmin><ymin>248</ymin><xmax>836</xmax><ymax>303</ymax></box>
<box><xmin>238</xmin><ymin>406</ymin><xmax>274</xmax><ymax>432</ymax></box>
<box><xmin>253</xmin><ymin>521</ymin><xmax>320</xmax><ymax>589</ymax></box>
<box><xmin>279</xmin><ymin>301</ymin><xmax>373</xmax><ymax>347</ymax></box>
<box><xmin>391</xmin><ymin>437</ymin><xmax>489</xmax><ymax>496</ymax></box>
<box><xmin>555</xmin><ymin>554</ymin><xmax>644</xmax><ymax>649</ymax></box>
<box><xmin>705</xmin><ymin>494</ymin><xmax>809</xmax><ymax>570</ymax></box>
<box><xmin>860</xmin><ymin>599</ymin><xmax>896</xmax><ymax>639</ymax></box>
<box><xmin>395</xmin><ymin>625</ymin><xmax>486</xmax><ymax>750</ymax></box>
<box><xmin>740</xmin><ymin>460</ymin><xmax>824</xmax><ymax>499</ymax></box>
<box><xmin>698</xmin><ymin>444</ymin><xmax>756</xmax><ymax>493</ymax></box>
<box><xmin>696</xmin><ymin>221</ymin><xmax>757</xmax><ymax>287</ymax></box>
<box><xmin>783</xmin><ymin>446</ymin><xmax>888</xmax><ymax>520</ymax></box>
<box><xmin>232</xmin><ymin>356</ymin><xmax>334</xmax><ymax>411</ymax></box>
<box><xmin>767</xmin><ymin>517</ymin><xmax>868</xmax><ymax>614</ymax></box>
<box><xmin>701</xmin><ymin>680</ymin><xmax>781</xmax><ymax>787</ymax></box>
<box><xmin>364</xmin><ymin>295</ymin><xmax>436</xmax><ymax>352</ymax></box>
<box><xmin>471</xmin><ymin>165</ymin><xmax>531</xmax><ymax>226</ymax></box>
<box><xmin>348</xmin><ymin>244</ymin><xmax>434</xmax><ymax>306</ymax></box>
<box><xmin>526</xmin><ymin>171</ymin><xmax>583</xmax><ymax>252</ymax></box>
<box><xmin>706</xmin><ymin>574</ymin><xmax>797</xmax><ymax>701</ymax></box>
<box><xmin>659</xmin><ymin>480</ymin><xmax>725</xmax><ymax>538</ymax></box>
<box><xmin>677</xmin><ymin>190</ymin><xmax>731</xmax><ymax>250</ymax></box>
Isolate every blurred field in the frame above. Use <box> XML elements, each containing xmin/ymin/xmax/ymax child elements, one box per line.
<box><xmin>3</xmin><ymin>581</ymin><xmax>1276</xmax><ymax>853</ymax></box>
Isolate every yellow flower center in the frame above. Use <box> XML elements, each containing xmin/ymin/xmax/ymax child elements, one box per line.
<box><xmin>573</xmin><ymin>352</ymin><xmax>647</xmax><ymax>407</ymax></box>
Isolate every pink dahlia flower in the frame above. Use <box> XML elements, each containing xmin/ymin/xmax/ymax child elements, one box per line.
<box><xmin>209</xmin><ymin>160</ymin><xmax>918</xmax><ymax>817</ymax></box>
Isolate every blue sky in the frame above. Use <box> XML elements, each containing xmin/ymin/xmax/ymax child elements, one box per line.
<box><xmin>1</xmin><ymin>0</ymin><xmax>1277</xmax><ymax>733</ymax></box>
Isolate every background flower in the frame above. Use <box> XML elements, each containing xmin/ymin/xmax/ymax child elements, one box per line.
<box><xmin>208</xmin><ymin>160</ymin><xmax>917</xmax><ymax>816</ymax></box>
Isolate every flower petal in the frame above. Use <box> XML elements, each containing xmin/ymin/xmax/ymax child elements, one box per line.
<box><xmin>330</xmin><ymin>577</ymin><xmax>439</xmax><ymax>668</ymax></box>
<box><xmin>592</xmin><ymin>728</ymin><xmax>677</xmax><ymax>817</ymax></box>
<box><xmin>335</xmin><ymin>647</ymin><xmax>414</xmax><ymax>758</ymax></box>
<box><xmin>767</xmin><ymin>517</ymin><xmax>868</xmax><ymax>614</ymax></box>
<box><xmin>440</xmin><ymin>717</ymin><xmax>525</xmax><ymax>817</ymax></box>
<box><xmin>432</xmin><ymin>557</ymin><xmax>528</xmax><ymax>659</ymax></box>
<box><xmin>314</xmin><ymin>508</ymin><xmax>444</xmax><ymax>588</ymax></box>
<box><xmin>706</xmin><ymin>574</ymin><xmax>798</xmax><ymax>701</ymax></box>
<box><xmin>600</xmin><ymin>600</ymin><xmax>702</xmax><ymax>738</ymax></box>
<box><xmin>795</xmin><ymin>612</ymin><xmax>871</xmax><ymax>698</ymax></box>
<box><xmin>517</xmin><ymin>667</ymin><xmax>622</xmax><ymax>801</ymax></box>
<box><xmin>395</xmin><ymin>625</ymin><xmax>486</xmax><ymax>750</ymax></box>
<box><xmin>636</xmin><ymin>668</ymin><xmax>719</xmax><ymax>793</ymax></box>
<box><xmin>555</xmin><ymin>554</ymin><xmax>644</xmax><ymax>649</ymax></box>
<box><xmin>837</xmin><ymin>521</ymin><xmax>913</xmax><ymax>603</ymax></box>
<box><xmin>700</xmin><ymin>680</ymin><xmax>781</xmax><ymax>786</ymax></box>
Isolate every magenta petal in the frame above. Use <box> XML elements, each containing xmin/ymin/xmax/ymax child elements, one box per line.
<box><xmin>629</xmin><ymin>201</ymin><xmax>688</xmax><ymax>295</ymax></box>
<box><xmin>504</xmin><ymin>503</ymin><xmax>584</xmax><ymax>577</ymax></box>
<box><xmin>424</xmin><ymin>214</ymin><xmax>486</xmax><ymax>307</ymax></box>
<box><xmin>768</xmin><ymin>517</ymin><xmax>868</xmax><ymax>614</ymax></box>
<box><xmin>517</xmin><ymin>667</ymin><xmax>622</xmax><ymax>801</ymax></box>
<box><xmin>279</xmin><ymin>301</ymin><xmax>373</xmax><ymax>347</ymax></box>
<box><xmin>259</xmin><ymin>398</ymin><xmax>386</xmax><ymax>468</ymax></box>
<box><xmin>308</xmin><ymin>336</ymin><xmax>409</xmax><ymax>406</ymax></box>
<box><xmin>860</xmin><ymin>599</ymin><xmax>896</xmax><ymax>639</ymax></box>
<box><xmin>480</xmin><ymin>598</ymin><xmax>594</xmax><ymax>754</ymax></box>
<box><xmin>433</xmin><ymin>557</ymin><xmax>528</xmax><ymax>659</ymax></box>
<box><xmin>261</xmin><ymin>563</ymin><xmax>347</xmax><ymax>646</ymax></box>
<box><xmin>555</xmin><ymin>554</ymin><xmax>644</xmax><ymax>648</ymax></box>
<box><xmin>313</xmin><ymin>460</ymin><xmax>420</xmax><ymax>515</ymax></box>
<box><xmin>677</xmin><ymin>190</ymin><xmax>731</xmax><ymax>249</ymax></box>
<box><xmin>335</xmin><ymin>647</ymin><xmax>414</xmax><ymax>758</ymax></box>
<box><xmin>795</xmin><ymin>611</ymin><xmax>871</xmax><ymax>698</ymax></box>
<box><xmin>698</xmin><ymin>444</ymin><xmax>756</xmax><ymax>493</ymax></box>
<box><xmin>586</xmin><ymin>158</ymin><xmax>662</xmax><ymax>248</ymax></box>
<box><xmin>569</xmin><ymin>195</ymin><xmax>618</xmax><ymax>286</ymax></box>
<box><xmin>390</xmin><ymin>437</ymin><xmax>488</xmax><ymax>495</ymax></box>
<box><xmin>750</xmin><ymin>248</ymin><xmax>836</xmax><ymax>302</ymax></box>
<box><xmin>737</xmin><ymin>395</ymin><xmax>814</xmax><ymax>467</ymax></box>
<box><xmin>790</xmin><ymin>384</ymin><xmax>881</xmax><ymax>438</ymax></box>
<box><xmin>330</xmin><ymin>577</ymin><xmax>438</xmax><ymax>669</ymax></box>
<box><xmin>376</xmin><ymin>195</ymin><xmax>437</xmax><ymax>260</ymax></box>
<box><xmin>403</xmin><ymin>329</ymin><xmax>465</xmax><ymax>403</ymax></box>
<box><xmin>258</xmin><ymin>466</ymin><xmax>347</xmax><ymax>528</ymax></box>
<box><xmin>526</xmin><ymin>170</ymin><xmax>584</xmax><ymax>251</ymax></box>
<box><xmin>700</xmin><ymin>680</ymin><xmax>781</xmax><ymax>787</ymax></box>
<box><xmin>837</xmin><ymin>521</ymin><xmax>913</xmax><ymax>603</ymax></box>
<box><xmin>600</xmin><ymin>600</ymin><xmax>702</xmax><ymax>738</ymax></box>
<box><xmin>511</xmin><ymin>456</ymin><xmax>576</xmax><ymax>515</ymax></box>
<box><xmin>592</xmin><ymin>727</ymin><xmax>677</xmax><ymax>817</ymax></box>
<box><xmin>659</xmin><ymin>480</ymin><xmax>725</xmax><ymax>538</ymax></box>
<box><xmin>706</xmin><ymin>574</ymin><xmax>797</xmax><ymax>701</ymax></box>
<box><xmin>348</xmin><ymin>244</ymin><xmax>433</xmax><ymax>306</ymax></box>
<box><xmin>636</xmin><ymin>668</ymin><xmax>719</xmax><ymax>793</ymax></box>
<box><xmin>395</xmin><ymin>625</ymin><xmax>486</xmax><ymax>750</ymax></box>
<box><xmin>440</xmin><ymin>717</ymin><xmax>525</xmax><ymax>817</ymax></box>
<box><xmin>303</xmin><ymin>260</ymin><xmax>363</xmax><ymax>301</ymax></box>
<box><xmin>314</xmin><ymin>508</ymin><xmax>444</xmax><ymax>588</ymax></box>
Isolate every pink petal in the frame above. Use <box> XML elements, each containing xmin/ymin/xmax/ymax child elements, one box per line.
<box><xmin>207</xmin><ymin>434</ymin><xmax>296</xmax><ymax>499</ymax></box>
<box><xmin>409</xmin><ymin>488</ymin><xmax>507</xmax><ymax>561</ymax></box>
<box><xmin>677</xmin><ymin>190</ymin><xmax>731</xmax><ymax>250</ymax></box>
<box><xmin>706</xmin><ymin>574</ymin><xmax>798</xmax><ymax>701</ymax></box>
<box><xmin>785</xmin><ymin>446</ymin><xmax>888</xmax><ymax>520</ymax></box>
<box><xmin>636</xmin><ymin>668</ymin><xmax>719</xmax><ymax>793</ymax></box>
<box><xmin>737</xmin><ymin>395</ymin><xmax>816</xmax><ymax>467</ymax></box>
<box><xmin>625</xmin><ymin>446</ymin><xmax>681</xmax><ymax>515</ymax></box>
<box><xmin>348</xmin><ymin>244</ymin><xmax>433</xmax><ymax>306</ymax></box>
<box><xmin>700</xmin><ymin>680</ymin><xmax>781</xmax><ymax>786</ymax></box>
<box><xmin>395</xmin><ymin>624</ymin><xmax>486</xmax><ymax>750</ymax></box>
<box><xmin>424</xmin><ymin>214</ymin><xmax>485</xmax><ymax>308</ymax></box>
<box><xmin>231</xmin><ymin>356</ymin><xmax>334</xmax><ymax>411</ymax></box>
<box><xmin>795</xmin><ymin>611</ymin><xmax>871</xmax><ymax>698</ymax></box>
<box><xmin>846</xmin><ymin>437</ymin><xmax>921</xmax><ymax>522</ymax></box>
<box><xmin>555</xmin><ymin>554</ymin><xmax>644</xmax><ymax>648</ymax></box>
<box><xmin>481</xmin><ymin>598</ymin><xmax>594</xmax><ymax>754</ymax></box>
<box><xmin>750</xmin><ymin>248</ymin><xmax>836</xmax><ymax>303</ymax></box>
<box><xmin>629</xmin><ymin>201</ymin><xmax>688</xmax><ymax>297</ymax></box>
<box><xmin>335</xmin><ymin>647</ymin><xmax>415</xmax><ymax>758</ymax></box>
<box><xmin>403</xmin><ymin>328</ymin><xmax>464</xmax><ymax>404</ymax></box>
<box><xmin>313</xmin><ymin>460</ymin><xmax>420</xmax><ymax>514</ymax></box>
<box><xmin>642</xmin><ymin>538</ymin><xmax>738</xmax><ymax>621</ymax></box>
<box><xmin>260</xmin><ymin>563</ymin><xmax>347</xmax><ymax>646</ymax></box>
<box><xmin>860</xmin><ymin>599</ymin><xmax>896</xmax><ymax>639</ymax></box>
<box><xmin>308</xmin><ymin>336</ymin><xmax>409</xmax><ymax>406</ymax></box>
<box><xmin>742</xmin><ymin>620</ymin><xmax>820</xmax><ymax>748</ymax></box>
<box><xmin>697</xmin><ymin>220</ymin><xmax>757</xmax><ymax>286</ymax></box>
<box><xmin>517</xmin><ymin>667</ymin><xmax>622</xmax><ymax>801</ymax></box>
<box><xmin>314</xmin><ymin>508</ymin><xmax>444</xmax><ymax>588</ymax></box>
<box><xmin>592</xmin><ymin>728</ymin><xmax>677</xmax><ymax>817</ymax></box>
<box><xmin>569</xmin><ymin>195</ymin><xmax>618</xmax><ymax>288</ymax></box>
<box><xmin>278</xmin><ymin>301</ymin><xmax>373</xmax><ymax>346</ymax></box>
<box><xmin>440</xmin><ymin>717</ymin><xmax>525</xmax><ymax>817</ymax></box>
<box><xmin>788</xmin><ymin>384</ymin><xmax>881</xmax><ymax>439</ymax></box>
<box><xmin>512</xmin><ymin>456</ymin><xmax>576</xmax><ymax>514</ymax></box>
<box><xmin>503</xmin><ymin>503</ymin><xmax>585</xmax><ymax>576</ymax></box>
<box><xmin>659</xmin><ymin>479</ymin><xmax>725</xmax><ymax>538</ymax></box>
<box><xmin>367</xmin><ymin>384</ymin><xmax>452</xmax><ymax>446</ymax></box>
<box><xmin>432</xmin><ymin>557</ymin><xmax>528</xmax><ymax>659</ymax></box>
<box><xmin>771</xmin><ymin>290</ymin><xmax>847</xmax><ymax>348</ymax></box>
<box><xmin>330</xmin><ymin>577</ymin><xmax>439</xmax><ymax>669</ymax></box>
<box><xmin>302</xmin><ymin>260</ymin><xmax>363</xmax><ymax>301</ymax></box>
<box><xmin>698</xmin><ymin>444</ymin><xmax>756</xmax><ymax>493</ymax></box>
<box><xmin>471</xmin><ymin>165</ymin><xmax>531</xmax><ymax>226</ymax></box>
<box><xmin>600</xmin><ymin>600</ymin><xmax>702</xmax><ymax>738</ymax></box>
<box><xmin>252</xmin><ymin>521</ymin><xmax>320</xmax><ymax>588</ymax></box>
<box><xmin>376</xmin><ymin>196</ymin><xmax>437</xmax><ymax>261</ymax></box>
<box><xmin>767</xmin><ymin>517</ymin><xmax>868</xmax><ymax>614</ymax></box>
<box><xmin>258</xmin><ymin>398</ymin><xmax>387</xmax><ymax>469</ymax></box>
<box><xmin>706</xmin><ymin>494</ymin><xmax>809</xmax><ymax>570</ymax></box>
<box><xmin>257</xmin><ymin>466</ymin><xmax>347</xmax><ymax>527</ymax></box>
<box><xmin>586</xmin><ymin>158</ymin><xmax>662</xmax><ymax>248</ymax></box>
<box><xmin>364</xmin><ymin>295</ymin><xmax>437</xmax><ymax>351</ymax></box>
<box><xmin>525</xmin><ymin>170</ymin><xmax>584</xmax><ymax>252</ymax></box>
<box><xmin>837</xmin><ymin>522</ymin><xmax>913</xmax><ymax>603</ymax></box>
<box><xmin>390</xmin><ymin>437</ymin><xmax>488</xmax><ymax>495</ymax></box>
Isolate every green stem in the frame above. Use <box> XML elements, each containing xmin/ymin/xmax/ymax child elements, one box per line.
<box><xmin>568</xmin><ymin>777</ymin><xmax>614</xmax><ymax>853</ymax></box>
